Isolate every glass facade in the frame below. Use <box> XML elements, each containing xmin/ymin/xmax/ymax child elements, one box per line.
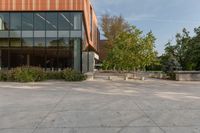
<box><xmin>0</xmin><ymin>12</ymin><xmax>83</xmax><ymax>71</ymax></box>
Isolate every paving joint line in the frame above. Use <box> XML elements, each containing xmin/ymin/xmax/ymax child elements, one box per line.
<box><xmin>31</xmin><ymin>91</ymin><xmax>68</xmax><ymax>133</ymax></box>
<box><xmin>133</xmin><ymin>100</ymin><xmax>167</xmax><ymax>133</ymax></box>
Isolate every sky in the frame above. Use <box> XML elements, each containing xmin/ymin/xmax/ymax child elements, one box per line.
<box><xmin>90</xmin><ymin>0</ymin><xmax>200</xmax><ymax>55</ymax></box>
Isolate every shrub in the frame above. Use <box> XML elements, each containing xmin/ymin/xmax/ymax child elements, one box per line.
<box><xmin>63</xmin><ymin>68</ymin><xmax>86</xmax><ymax>81</ymax></box>
<box><xmin>11</xmin><ymin>66</ymin><xmax>46</xmax><ymax>82</ymax></box>
<box><xmin>0</xmin><ymin>67</ymin><xmax>86</xmax><ymax>82</ymax></box>
<box><xmin>46</xmin><ymin>71</ymin><xmax>63</xmax><ymax>80</ymax></box>
<box><xmin>0</xmin><ymin>71</ymin><xmax>8</xmax><ymax>81</ymax></box>
<box><xmin>167</xmin><ymin>72</ymin><xmax>176</xmax><ymax>80</ymax></box>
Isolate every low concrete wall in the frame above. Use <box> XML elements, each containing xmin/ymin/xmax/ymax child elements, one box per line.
<box><xmin>96</xmin><ymin>71</ymin><xmax>164</xmax><ymax>78</ymax></box>
<box><xmin>175</xmin><ymin>71</ymin><xmax>200</xmax><ymax>81</ymax></box>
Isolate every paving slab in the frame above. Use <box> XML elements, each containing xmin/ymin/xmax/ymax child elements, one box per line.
<box><xmin>0</xmin><ymin>79</ymin><xmax>200</xmax><ymax>133</ymax></box>
<box><xmin>162</xmin><ymin>127</ymin><xmax>200</xmax><ymax>133</ymax></box>
<box><xmin>0</xmin><ymin>129</ymin><xmax>33</xmax><ymax>133</ymax></box>
<box><xmin>0</xmin><ymin>111</ymin><xmax>48</xmax><ymax>129</ymax></box>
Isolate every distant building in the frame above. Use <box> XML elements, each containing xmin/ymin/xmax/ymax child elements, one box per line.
<box><xmin>99</xmin><ymin>40</ymin><xmax>108</xmax><ymax>62</ymax></box>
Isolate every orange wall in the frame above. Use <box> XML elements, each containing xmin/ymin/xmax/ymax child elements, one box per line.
<box><xmin>0</xmin><ymin>0</ymin><xmax>99</xmax><ymax>51</ymax></box>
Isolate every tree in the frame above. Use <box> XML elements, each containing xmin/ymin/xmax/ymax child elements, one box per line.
<box><xmin>101</xmin><ymin>14</ymin><xmax>130</xmax><ymax>49</ymax></box>
<box><xmin>189</xmin><ymin>27</ymin><xmax>200</xmax><ymax>70</ymax></box>
<box><xmin>174</xmin><ymin>28</ymin><xmax>191</xmax><ymax>70</ymax></box>
<box><xmin>103</xmin><ymin>26</ymin><xmax>157</xmax><ymax>71</ymax></box>
<box><xmin>161</xmin><ymin>27</ymin><xmax>200</xmax><ymax>71</ymax></box>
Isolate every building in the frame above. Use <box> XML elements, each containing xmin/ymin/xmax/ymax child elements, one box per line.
<box><xmin>0</xmin><ymin>0</ymin><xmax>99</xmax><ymax>72</ymax></box>
<box><xmin>99</xmin><ymin>40</ymin><xmax>108</xmax><ymax>62</ymax></box>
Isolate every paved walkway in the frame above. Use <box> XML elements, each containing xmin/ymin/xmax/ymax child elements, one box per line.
<box><xmin>0</xmin><ymin>79</ymin><xmax>200</xmax><ymax>133</ymax></box>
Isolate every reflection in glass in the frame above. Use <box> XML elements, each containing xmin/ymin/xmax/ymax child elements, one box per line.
<box><xmin>71</xmin><ymin>31</ymin><xmax>82</xmax><ymax>38</ymax></box>
<box><xmin>10</xmin><ymin>31</ymin><xmax>21</xmax><ymax>47</ymax></box>
<box><xmin>46</xmin><ymin>31</ymin><xmax>57</xmax><ymax>37</ymax></box>
<box><xmin>34</xmin><ymin>37</ymin><xmax>45</xmax><ymax>47</ymax></box>
<box><xmin>58</xmin><ymin>31</ymin><xmax>69</xmax><ymax>37</ymax></box>
<box><xmin>0</xmin><ymin>38</ymin><xmax>9</xmax><ymax>47</ymax></box>
<box><xmin>58</xmin><ymin>12</ymin><xmax>72</xmax><ymax>30</ymax></box>
<box><xmin>22</xmin><ymin>31</ymin><xmax>33</xmax><ymax>37</ymax></box>
<box><xmin>0</xmin><ymin>31</ymin><xmax>8</xmax><ymax>37</ymax></box>
<box><xmin>22</xmin><ymin>38</ymin><xmax>33</xmax><ymax>47</ymax></box>
<box><xmin>0</xmin><ymin>12</ymin><xmax>83</xmax><ymax>71</ymax></box>
<box><xmin>10</xmin><ymin>38</ymin><xmax>21</xmax><ymax>47</ymax></box>
<box><xmin>46</xmin><ymin>38</ymin><xmax>58</xmax><ymax>47</ymax></box>
<box><xmin>34</xmin><ymin>13</ymin><xmax>45</xmax><ymax>30</ymax></box>
<box><xmin>58</xmin><ymin>37</ymin><xmax>69</xmax><ymax>47</ymax></box>
<box><xmin>0</xmin><ymin>13</ymin><xmax>9</xmax><ymax>30</ymax></box>
<box><xmin>22</xmin><ymin>13</ymin><xmax>33</xmax><ymax>30</ymax></box>
<box><xmin>34</xmin><ymin>31</ymin><xmax>45</xmax><ymax>37</ymax></box>
<box><xmin>46</xmin><ymin>13</ymin><xmax>57</xmax><ymax>30</ymax></box>
<box><xmin>10</xmin><ymin>13</ymin><xmax>21</xmax><ymax>30</ymax></box>
<box><xmin>73</xmin><ymin>13</ymin><xmax>82</xmax><ymax>30</ymax></box>
<box><xmin>10</xmin><ymin>31</ymin><xmax>21</xmax><ymax>37</ymax></box>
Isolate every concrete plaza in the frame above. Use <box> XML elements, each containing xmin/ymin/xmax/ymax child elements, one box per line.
<box><xmin>0</xmin><ymin>79</ymin><xmax>200</xmax><ymax>133</ymax></box>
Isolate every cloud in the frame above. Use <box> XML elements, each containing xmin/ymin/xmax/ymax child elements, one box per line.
<box><xmin>90</xmin><ymin>0</ymin><xmax>200</xmax><ymax>54</ymax></box>
<box><xmin>126</xmin><ymin>14</ymin><xmax>157</xmax><ymax>21</ymax></box>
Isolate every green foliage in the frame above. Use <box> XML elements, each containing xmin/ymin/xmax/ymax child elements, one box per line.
<box><xmin>10</xmin><ymin>66</ymin><xmax>46</xmax><ymax>82</ymax></box>
<box><xmin>46</xmin><ymin>71</ymin><xmax>63</xmax><ymax>80</ymax></box>
<box><xmin>161</xmin><ymin>27</ymin><xmax>200</xmax><ymax>71</ymax></box>
<box><xmin>102</xmin><ymin>26</ymin><xmax>157</xmax><ymax>71</ymax></box>
<box><xmin>0</xmin><ymin>67</ymin><xmax>87</xmax><ymax>82</ymax></box>
<box><xmin>101</xmin><ymin>14</ymin><xmax>130</xmax><ymax>49</ymax></box>
<box><xmin>63</xmin><ymin>68</ymin><xmax>86</xmax><ymax>81</ymax></box>
<box><xmin>0</xmin><ymin>71</ymin><xmax>9</xmax><ymax>81</ymax></box>
<box><xmin>167</xmin><ymin>72</ymin><xmax>176</xmax><ymax>80</ymax></box>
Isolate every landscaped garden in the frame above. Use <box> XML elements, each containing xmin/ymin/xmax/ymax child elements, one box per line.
<box><xmin>0</xmin><ymin>66</ymin><xmax>86</xmax><ymax>82</ymax></box>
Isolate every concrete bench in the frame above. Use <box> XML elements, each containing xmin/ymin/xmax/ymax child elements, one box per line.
<box><xmin>85</xmin><ymin>72</ymin><xmax>94</xmax><ymax>80</ymax></box>
<box><xmin>175</xmin><ymin>71</ymin><xmax>200</xmax><ymax>81</ymax></box>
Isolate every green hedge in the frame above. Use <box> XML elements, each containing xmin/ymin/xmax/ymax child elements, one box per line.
<box><xmin>10</xmin><ymin>66</ymin><xmax>46</xmax><ymax>82</ymax></box>
<box><xmin>0</xmin><ymin>71</ymin><xmax>9</xmax><ymax>81</ymax></box>
<box><xmin>63</xmin><ymin>68</ymin><xmax>86</xmax><ymax>81</ymax></box>
<box><xmin>45</xmin><ymin>71</ymin><xmax>63</xmax><ymax>80</ymax></box>
<box><xmin>0</xmin><ymin>66</ymin><xmax>86</xmax><ymax>82</ymax></box>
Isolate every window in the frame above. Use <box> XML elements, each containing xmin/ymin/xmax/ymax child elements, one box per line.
<box><xmin>58</xmin><ymin>12</ymin><xmax>72</xmax><ymax>30</ymax></box>
<box><xmin>10</xmin><ymin>31</ymin><xmax>21</xmax><ymax>47</ymax></box>
<box><xmin>22</xmin><ymin>38</ymin><xmax>33</xmax><ymax>47</ymax></box>
<box><xmin>34</xmin><ymin>37</ymin><xmax>45</xmax><ymax>47</ymax></box>
<box><xmin>10</xmin><ymin>38</ymin><xmax>21</xmax><ymax>47</ymax></box>
<box><xmin>46</xmin><ymin>37</ymin><xmax>58</xmax><ymax>47</ymax></box>
<box><xmin>0</xmin><ymin>13</ymin><xmax>9</xmax><ymax>30</ymax></box>
<box><xmin>0</xmin><ymin>11</ymin><xmax>83</xmax><ymax>71</ymax></box>
<box><xmin>58</xmin><ymin>37</ymin><xmax>69</xmax><ymax>47</ymax></box>
<box><xmin>46</xmin><ymin>13</ymin><xmax>57</xmax><ymax>30</ymax></box>
<box><xmin>0</xmin><ymin>13</ymin><xmax>9</xmax><ymax>47</ymax></box>
<box><xmin>73</xmin><ymin>13</ymin><xmax>82</xmax><ymax>30</ymax></box>
<box><xmin>10</xmin><ymin>13</ymin><xmax>21</xmax><ymax>30</ymax></box>
<box><xmin>46</xmin><ymin>31</ymin><xmax>57</xmax><ymax>37</ymax></box>
<box><xmin>34</xmin><ymin>31</ymin><xmax>45</xmax><ymax>37</ymax></box>
<box><xmin>71</xmin><ymin>31</ymin><xmax>82</xmax><ymax>38</ymax></box>
<box><xmin>22</xmin><ymin>31</ymin><xmax>33</xmax><ymax>37</ymax></box>
<box><xmin>0</xmin><ymin>36</ymin><xmax>9</xmax><ymax>47</ymax></box>
<box><xmin>22</xmin><ymin>13</ymin><xmax>33</xmax><ymax>30</ymax></box>
<box><xmin>34</xmin><ymin>13</ymin><xmax>45</xmax><ymax>30</ymax></box>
